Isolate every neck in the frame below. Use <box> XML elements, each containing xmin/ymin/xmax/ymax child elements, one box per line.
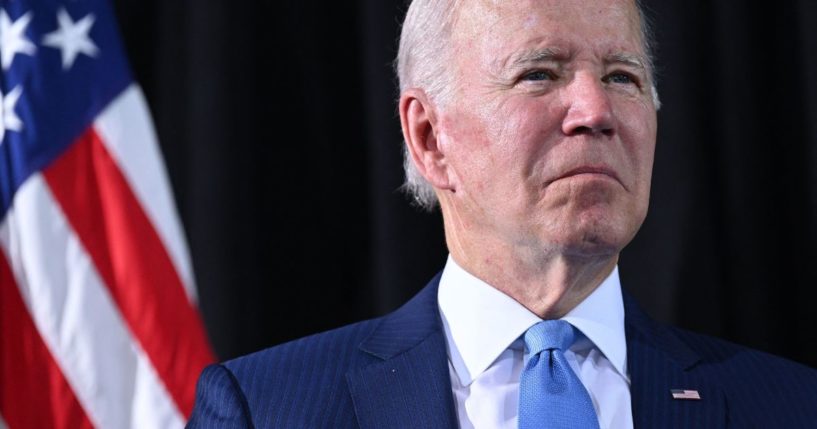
<box><xmin>445</xmin><ymin>224</ymin><xmax>618</xmax><ymax>320</ymax></box>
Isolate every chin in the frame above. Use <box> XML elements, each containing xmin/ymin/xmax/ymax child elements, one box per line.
<box><xmin>559</xmin><ymin>236</ymin><xmax>621</xmax><ymax>259</ymax></box>
<box><xmin>552</xmin><ymin>209</ymin><xmax>639</xmax><ymax>259</ymax></box>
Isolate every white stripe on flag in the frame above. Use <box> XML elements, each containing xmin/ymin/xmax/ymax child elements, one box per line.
<box><xmin>93</xmin><ymin>84</ymin><xmax>197</xmax><ymax>303</ymax></box>
<box><xmin>0</xmin><ymin>175</ymin><xmax>185</xmax><ymax>429</ymax></box>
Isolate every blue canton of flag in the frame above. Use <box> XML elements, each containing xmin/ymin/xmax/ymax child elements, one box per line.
<box><xmin>1</xmin><ymin>0</ymin><xmax>131</xmax><ymax>216</ymax></box>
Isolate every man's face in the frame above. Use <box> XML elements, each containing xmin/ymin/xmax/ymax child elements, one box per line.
<box><xmin>437</xmin><ymin>0</ymin><xmax>657</xmax><ymax>259</ymax></box>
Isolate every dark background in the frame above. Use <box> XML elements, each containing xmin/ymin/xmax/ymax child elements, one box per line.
<box><xmin>111</xmin><ymin>1</ymin><xmax>817</xmax><ymax>367</ymax></box>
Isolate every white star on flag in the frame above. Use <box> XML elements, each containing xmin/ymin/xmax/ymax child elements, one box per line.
<box><xmin>0</xmin><ymin>9</ymin><xmax>37</xmax><ymax>70</ymax></box>
<box><xmin>42</xmin><ymin>8</ymin><xmax>99</xmax><ymax>70</ymax></box>
<box><xmin>0</xmin><ymin>85</ymin><xmax>24</xmax><ymax>144</ymax></box>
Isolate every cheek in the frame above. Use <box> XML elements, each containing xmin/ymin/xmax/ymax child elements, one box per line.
<box><xmin>618</xmin><ymin>105</ymin><xmax>657</xmax><ymax>186</ymax></box>
<box><xmin>440</xmin><ymin>118</ymin><xmax>497</xmax><ymax>195</ymax></box>
<box><xmin>442</xmin><ymin>102</ymin><xmax>526</xmax><ymax>179</ymax></box>
<box><xmin>443</xmin><ymin>96</ymin><xmax>567</xmax><ymax>202</ymax></box>
<box><xmin>484</xmin><ymin>100</ymin><xmax>564</xmax><ymax>174</ymax></box>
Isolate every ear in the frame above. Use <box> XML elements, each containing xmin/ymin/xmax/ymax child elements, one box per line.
<box><xmin>399</xmin><ymin>89</ymin><xmax>454</xmax><ymax>191</ymax></box>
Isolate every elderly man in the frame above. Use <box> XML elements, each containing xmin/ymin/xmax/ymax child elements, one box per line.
<box><xmin>188</xmin><ymin>0</ymin><xmax>817</xmax><ymax>427</ymax></box>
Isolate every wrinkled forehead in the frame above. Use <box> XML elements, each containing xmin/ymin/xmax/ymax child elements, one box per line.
<box><xmin>451</xmin><ymin>0</ymin><xmax>645</xmax><ymax>58</ymax></box>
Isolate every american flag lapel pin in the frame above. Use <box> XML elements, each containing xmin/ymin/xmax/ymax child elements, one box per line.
<box><xmin>671</xmin><ymin>389</ymin><xmax>701</xmax><ymax>400</ymax></box>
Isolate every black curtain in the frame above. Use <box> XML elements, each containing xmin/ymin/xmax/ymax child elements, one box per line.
<box><xmin>112</xmin><ymin>0</ymin><xmax>817</xmax><ymax>367</ymax></box>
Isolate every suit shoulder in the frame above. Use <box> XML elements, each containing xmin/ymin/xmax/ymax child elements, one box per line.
<box><xmin>215</xmin><ymin>317</ymin><xmax>384</xmax><ymax>427</ymax></box>
<box><xmin>669</xmin><ymin>326</ymin><xmax>817</xmax><ymax>413</ymax></box>
<box><xmin>671</xmin><ymin>326</ymin><xmax>817</xmax><ymax>377</ymax></box>
<box><xmin>188</xmin><ymin>364</ymin><xmax>253</xmax><ymax>428</ymax></box>
<box><xmin>224</xmin><ymin>316</ymin><xmax>384</xmax><ymax>386</ymax></box>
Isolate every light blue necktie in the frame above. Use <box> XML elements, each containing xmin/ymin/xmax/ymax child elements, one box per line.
<box><xmin>518</xmin><ymin>320</ymin><xmax>600</xmax><ymax>429</ymax></box>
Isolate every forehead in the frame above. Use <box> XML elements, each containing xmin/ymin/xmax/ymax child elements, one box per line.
<box><xmin>453</xmin><ymin>0</ymin><xmax>644</xmax><ymax>60</ymax></box>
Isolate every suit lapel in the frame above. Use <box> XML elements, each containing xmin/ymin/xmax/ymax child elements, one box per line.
<box><xmin>624</xmin><ymin>293</ymin><xmax>728</xmax><ymax>428</ymax></box>
<box><xmin>346</xmin><ymin>274</ymin><xmax>458</xmax><ymax>429</ymax></box>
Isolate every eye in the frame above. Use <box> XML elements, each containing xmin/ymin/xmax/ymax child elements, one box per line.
<box><xmin>603</xmin><ymin>71</ymin><xmax>639</xmax><ymax>86</ymax></box>
<box><xmin>520</xmin><ymin>70</ymin><xmax>556</xmax><ymax>82</ymax></box>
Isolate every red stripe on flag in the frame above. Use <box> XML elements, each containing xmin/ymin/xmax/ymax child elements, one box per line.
<box><xmin>43</xmin><ymin>128</ymin><xmax>215</xmax><ymax>417</ymax></box>
<box><xmin>0</xmin><ymin>250</ymin><xmax>95</xmax><ymax>429</ymax></box>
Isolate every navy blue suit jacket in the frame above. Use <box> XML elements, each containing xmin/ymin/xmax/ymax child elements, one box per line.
<box><xmin>188</xmin><ymin>273</ymin><xmax>817</xmax><ymax>428</ymax></box>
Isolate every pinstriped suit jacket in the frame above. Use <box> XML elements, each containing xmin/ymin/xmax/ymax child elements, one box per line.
<box><xmin>187</xmin><ymin>273</ymin><xmax>817</xmax><ymax>428</ymax></box>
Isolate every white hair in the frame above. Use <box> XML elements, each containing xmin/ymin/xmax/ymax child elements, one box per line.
<box><xmin>396</xmin><ymin>0</ymin><xmax>660</xmax><ymax>211</ymax></box>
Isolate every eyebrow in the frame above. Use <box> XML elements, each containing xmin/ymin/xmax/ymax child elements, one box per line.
<box><xmin>499</xmin><ymin>48</ymin><xmax>648</xmax><ymax>73</ymax></box>
<box><xmin>505</xmin><ymin>47</ymin><xmax>569</xmax><ymax>69</ymax></box>
<box><xmin>604</xmin><ymin>53</ymin><xmax>647</xmax><ymax>71</ymax></box>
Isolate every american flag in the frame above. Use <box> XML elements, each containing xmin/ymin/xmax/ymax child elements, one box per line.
<box><xmin>671</xmin><ymin>389</ymin><xmax>702</xmax><ymax>400</ymax></box>
<box><xmin>0</xmin><ymin>0</ymin><xmax>215</xmax><ymax>428</ymax></box>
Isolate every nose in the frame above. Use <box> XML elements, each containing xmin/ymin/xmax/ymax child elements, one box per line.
<box><xmin>561</xmin><ymin>72</ymin><xmax>615</xmax><ymax>137</ymax></box>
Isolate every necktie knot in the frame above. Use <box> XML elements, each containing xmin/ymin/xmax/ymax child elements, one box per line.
<box><xmin>518</xmin><ymin>319</ymin><xmax>600</xmax><ymax>429</ymax></box>
<box><xmin>524</xmin><ymin>319</ymin><xmax>575</xmax><ymax>355</ymax></box>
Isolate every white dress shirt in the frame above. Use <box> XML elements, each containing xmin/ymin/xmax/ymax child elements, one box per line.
<box><xmin>438</xmin><ymin>256</ymin><xmax>633</xmax><ymax>429</ymax></box>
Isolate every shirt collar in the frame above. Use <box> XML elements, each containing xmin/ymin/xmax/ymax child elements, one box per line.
<box><xmin>438</xmin><ymin>255</ymin><xmax>628</xmax><ymax>386</ymax></box>
<box><xmin>562</xmin><ymin>265</ymin><xmax>628</xmax><ymax>381</ymax></box>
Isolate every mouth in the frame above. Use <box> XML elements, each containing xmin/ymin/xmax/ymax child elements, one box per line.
<box><xmin>546</xmin><ymin>165</ymin><xmax>624</xmax><ymax>189</ymax></box>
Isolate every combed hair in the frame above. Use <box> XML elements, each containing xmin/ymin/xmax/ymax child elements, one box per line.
<box><xmin>396</xmin><ymin>0</ymin><xmax>660</xmax><ymax>211</ymax></box>
<box><xmin>396</xmin><ymin>0</ymin><xmax>462</xmax><ymax>102</ymax></box>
